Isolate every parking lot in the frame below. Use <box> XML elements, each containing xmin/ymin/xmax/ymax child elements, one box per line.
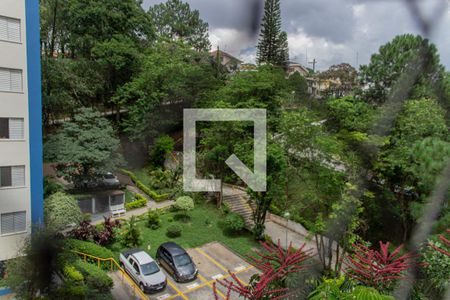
<box><xmin>149</xmin><ymin>242</ymin><xmax>258</xmax><ymax>300</ymax></box>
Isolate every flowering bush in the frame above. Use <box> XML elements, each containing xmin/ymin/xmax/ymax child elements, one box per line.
<box><xmin>344</xmin><ymin>241</ymin><xmax>416</xmax><ymax>292</ymax></box>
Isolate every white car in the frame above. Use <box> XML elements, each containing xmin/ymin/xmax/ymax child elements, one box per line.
<box><xmin>119</xmin><ymin>249</ymin><xmax>167</xmax><ymax>293</ymax></box>
<box><xmin>101</xmin><ymin>172</ymin><xmax>120</xmax><ymax>187</ymax></box>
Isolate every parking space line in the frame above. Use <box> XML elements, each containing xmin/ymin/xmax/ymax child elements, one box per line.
<box><xmin>195</xmin><ymin>248</ymin><xmax>246</xmax><ymax>285</ymax></box>
<box><xmin>197</xmin><ymin>273</ymin><xmax>226</xmax><ymax>299</ymax></box>
<box><xmin>164</xmin><ymin>262</ymin><xmax>256</xmax><ymax>299</ymax></box>
<box><xmin>166</xmin><ymin>279</ymin><xmax>189</xmax><ymax>300</ymax></box>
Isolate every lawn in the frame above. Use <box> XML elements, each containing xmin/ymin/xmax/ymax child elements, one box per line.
<box><xmin>107</xmin><ymin>202</ymin><xmax>260</xmax><ymax>259</ymax></box>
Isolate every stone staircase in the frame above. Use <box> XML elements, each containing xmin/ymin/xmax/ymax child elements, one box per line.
<box><xmin>222</xmin><ymin>187</ymin><xmax>255</xmax><ymax>229</ymax></box>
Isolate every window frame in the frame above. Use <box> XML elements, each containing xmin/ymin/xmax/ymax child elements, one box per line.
<box><xmin>0</xmin><ymin>211</ymin><xmax>27</xmax><ymax>236</ymax></box>
<box><xmin>0</xmin><ymin>15</ymin><xmax>21</xmax><ymax>44</ymax></box>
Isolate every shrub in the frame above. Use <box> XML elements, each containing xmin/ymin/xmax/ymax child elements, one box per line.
<box><xmin>74</xmin><ymin>260</ymin><xmax>113</xmax><ymax>293</ymax></box>
<box><xmin>175</xmin><ymin>196</ymin><xmax>194</xmax><ymax>213</ymax></box>
<box><xmin>166</xmin><ymin>224</ymin><xmax>182</xmax><ymax>238</ymax></box>
<box><xmin>121</xmin><ymin>170</ymin><xmax>169</xmax><ymax>201</ymax></box>
<box><xmin>149</xmin><ymin>135</ymin><xmax>175</xmax><ymax>168</ymax></box>
<box><xmin>224</xmin><ymin>213</ymin><xmax>246</xmax><ymax>232</ymax></box>
<box><xmin>125</xmin><ymin>194</ymin><xmax>147</xmax><ymax>210</ymax></box>
<box><xmin>96</xmin><ymin>217</ymin><xmax>121</xmax><ymax>246</ymax></box>
<box><xmin>344</xmin><ymin>241</ymin><xmax>417</xmax><ymax>292</ymax></box>
<box><xmin>222</xmin><ymin>202</ymin><xmax>231</xmax><ymax>214</ymax></box>
<box><xmin>66</xmin><ymin>239</ymin><xmax>115</xmax><ymax>269</ymax></box>
<box><xmin>147</xmin><ymin>209</ymin><xmax>161</xmax><ymax>230</ymax></box>
<box><xmin>120</xmin><ymin>216</ymin><xmax>142</xmax><ymax>247</ymax></box>
<box><xmin>44</xmin><ymin>176</ymin><xmax>64</xmax><ymax>198</ymax></box>
<box><xmin>44</xmin><ymin>192</ymin><xmax>82</xmax><ymax>231</ymax></box>
<box><xmin>63</xmin><ymin>265</ymin><xmax>84</xmax><ymax>282</ymax></box>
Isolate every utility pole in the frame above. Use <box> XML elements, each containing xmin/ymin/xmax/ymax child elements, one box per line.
<box><xmin>309</xmin><ymin>58</ymin><xmax>317</xmax><ymax>73</ymax></box>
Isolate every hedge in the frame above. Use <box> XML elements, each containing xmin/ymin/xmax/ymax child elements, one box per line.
<box><xmin>74</xmin><ymin>260</ymin><xmax>113</xmax><ymax>293</ymax></box>
<box><xmin>125</xmin><ymin>194</ymin><xmax>147</xmax><ymax>210</ymax></box>
<box><xmin>120</xmin><ymin>169</ymin><xmax>170</xmax><ymax>202</ymax></box>
<box><xmin>66</xmin><ymin>239</ymin><xmax>115</xmax><ymax>269</ymax></box>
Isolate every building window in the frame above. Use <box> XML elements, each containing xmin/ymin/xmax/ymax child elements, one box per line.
<box><xmin>0</xmin><ymin>118</ymin><xmax>24</xmax><ymax>139</ymax></box>
<box><xmin>1</xmin><ymin>211</ymin><xmax>26</xmax><ymax>235</ymax></box>
<box><xmin>0</xmin><ymin>166</ymin><xmax>25</xmax><ymax>188</ymax></box>
<box><xmin>0</xmin><ymin>68</ymin><xmax>23</xmax><ymax>92</ymax></box>
<box><xmin>0</xmin><ymin>16</ymin><xmax>21</xmax><ymax>43</ymax></box>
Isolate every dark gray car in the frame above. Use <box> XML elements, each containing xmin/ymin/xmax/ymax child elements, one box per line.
<box><xmin>156</xmin><ymin>242</ymin><xmax>198</xmax><ymax>282</ymax></box>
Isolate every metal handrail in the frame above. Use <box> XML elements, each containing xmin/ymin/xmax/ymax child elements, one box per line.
<box><xmin>72</xmin><ymin>250</ymin><xmax>147</xmax><ymax>300</ymax></box>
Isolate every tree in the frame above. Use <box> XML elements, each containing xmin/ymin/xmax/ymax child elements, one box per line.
<box><xmin>175</xmin><ymin>196</ymin><xmax>194</xmax><ymax>220</ymax></box>
<box><xmin>256</xmin><ymin>0</ymin><xmax>288</xmax><ymax>67</ymax></box>
<box><xmin>65</xmin><ymin>0</ymin><xmax>152</xmax><ymax>58</ymax></box>
<box><xmin>44</xmin><ymin>192</ymin><xmax>82</xmax><ymax>231</ymax></box>
<box><xmin>374</xmin><ymin>99</ymin><xmax>449</xmax><ymax>240</ymax></box>
<box><xmin>359</xmin><ymin>34</ymin><xmax>445</xmax><ymax>105</ymax></box>
<box><xmin>120</xmin><ymin>216</ymin><xmax>142</xmax><ymax>247</ymax></box>
<box><xmin>287</xmin><ymin>72</ymin><xmax>308</xmax><ymax>103</ymax></box>
<box><xmin>44</xmin><ymin>107</ymin><xmax>123</xmax><ymax>188</ymax></box>
<box><xmin>149</xmin><ymin>135</ymin><xmax>175</xmax><ymax>168</ymax></box>
<box><xmin>148</xmin><ymin>0</ymin><xmax>210</xmax><ymax>52</ymax></box>
<box><xmin>251</xmin><ymin>144</ymin><xmax>287</xmax><ymax>240</ymax></box>
<box><xmin>4</xmin><ymin>229</ymin><xmax>66</xmax><ymax>299</ymax></box>
<box><xmin>327</xmin><ymin>96</ymin><xmax>375</xmax><ymax>133</ymax></box>
<box><xmin>114</xmin><ymin>42</ymin><xmax>218</xmax><ymax>142</ymax></box>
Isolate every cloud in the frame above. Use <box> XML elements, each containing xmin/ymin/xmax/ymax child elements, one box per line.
<box><xmin>142</xmin><ymin>0</ymin><xmax>450</xmax><ymax>70</ymax></box>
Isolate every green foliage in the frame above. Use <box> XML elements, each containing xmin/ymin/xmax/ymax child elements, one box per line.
<box><xmin>44</xmin><ymin>176</ymin><xmax>65</xmax><ymax>198</ymax></box>
<box><xmin>148</xmin><ymin>0</ymin><xmax>210</xmax><ymax>51</ymax></box>
<box><xmin>147</xmin><ymin>209</ymin><xmax>162</xmax><ymax>230</ymax></box>
<box><xmin>327</xmin><ymin>96</ymin><xmax>375</xmax><ymax>132</ymax></box>
<box><xmin>74</xmin><ymin>260</ymin><xmax>113</xmax><ymax>293</ymax></box>
<box><xmin>149</xmin><ymin>135</ymin><xmax>175</xmax><ymax>168</ymax></box>
<box><xmin>121</xmin><ymin>169</ymin><xmax>170</xmax><ymax>201</ymax></box>
<box><xmin>63</xmin><ymin>264</ymin><xmax>84</xmax><ymax>282</ymax></box>
<box><xmin>120</xmin><ymin>216</ymin><xmax>142</xmax><ymax>247</ymax></box>
<box><xmin>224</xmin><ymin>213</ymin><xmax>246</xmax><ymax>232</ymax></box>
<box><xmin>125</xmin><ymin>193</ymin><xmax>148</xmax><ymax>210</ymax></box>
<box><xmin>114</xmin><ymin>42</ymin><xmax>218</xmax><ymax>142</ymax></box>
<box><xmin>3</xmin><ymin>229</ymin><xmax>65</xmax><ymax>299</ymax></box>
<box><xmin>66</xmin><ymin>239</ymin><xmax>115</xmax><ymax>264</ymax></box>
<box><xmin>175</xmin><ymin>196</ymin><xmax>195</xmax><ymax>213</ymax></box>
<box><xmin>44</xmin><ymin>108</ymin><xmax>123</xmax><ymax>188</ymax></box>
<box><xmin>419</xmin><ymin>236</ymin><xmax>450</xmax><ymax>297</ymax></box>
<box><xmin>256</xmin><ymin>0</ymin><xmax>289</xmax><ymax>67</ymax></box>
<box><xmin>287</xmin><ymin>72</ymin><xmax>309</xmax><ymax>102</ymax></box>
<box><xmin>309</xmin><ymin>277</ymin><xmax>394</xmax><ymax>300</ymax></box>
<box><xmin>45</xmin><ymin>192</ymin><xmax>83</xmax><ymax>231</ymax></box>
<box><xmin>166</xmin><ymin>224</ymin><xmax>182</xmax><ymax>238</ymax></box>
<box><xmin>359</xmin><ymin>34</ymin><xmax>445</xmax><ymax>105</ymax></box>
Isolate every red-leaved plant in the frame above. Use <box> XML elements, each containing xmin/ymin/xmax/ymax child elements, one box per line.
<box><xmin>429</xmin><ymin>229</ymin><xmax>450</xmax><ymax>257</ymax></box>
<box><xmin>344</xmin><ymin>241</ymin><xmax>416</xmax><ymax>292</ymax></box>
<box><xmin>213</xmin><ymin>240</ymin><xmax>313</xmax><ymax>300</ymax></box>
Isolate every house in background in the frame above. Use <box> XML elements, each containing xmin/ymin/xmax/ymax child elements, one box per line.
<box><xmin>0</xmin><ymin>0</ymin><xmax>43</xmax><ymax>264</ymax></box>
<box><xmin>210</xmin><ymin>48</ymin><xmax>243</xmax><ymax>72</ymax></box>
<box><xmin>286</xmin><ymin>61</ymin><xmax>309</xmax><ymax>77</ymax></box>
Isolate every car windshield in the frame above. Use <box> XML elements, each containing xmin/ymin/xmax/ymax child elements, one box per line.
<box><xmin>104</xmin><ymin>174</ymin><xmax>115</xmax><ymax>179</ymax></box>
<box><xmin>141</xmin><ymin>262</ymin><xmax>160</xmax><ymax>276</ymax></box>
<box><xmin>173</xmin><ymin>254</ymin><xmax>191</xmax><ymax>266</ymax></box>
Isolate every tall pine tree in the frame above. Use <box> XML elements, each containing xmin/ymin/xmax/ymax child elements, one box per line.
<box><xmin>256</xmin><ymin>0</ymin><xmax>289</xmax><ymax>67</ymax></box>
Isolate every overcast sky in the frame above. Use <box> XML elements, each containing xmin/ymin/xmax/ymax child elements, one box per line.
<box><xmin>143</xmin><ymin>0</ymin><xmax>450</xmax><ymax>71</ymax></box>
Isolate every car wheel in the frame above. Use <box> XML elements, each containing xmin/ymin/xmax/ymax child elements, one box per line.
<box><xmin>139</xmin><ymin>283</ymin><xmax>145</xmax><ymax>292</ymax></box>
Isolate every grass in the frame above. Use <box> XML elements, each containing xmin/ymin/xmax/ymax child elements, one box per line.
<box><xmin>107</xmin><ymin>202</ymin><xmax>260</xmax><ymax>259</ymax></box>
<box><xmin>133</xmin><ymin>167</ymin><xmax>153</xmax><ymax>188</ymax></box>
<box><xmin>124</xmin><ymin>189</ymin><xmax>134</xmax><ymax>204</ymax></box>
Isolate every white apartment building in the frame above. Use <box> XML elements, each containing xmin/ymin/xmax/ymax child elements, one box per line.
<box><xmin>0</xmin><ymin>0</ymin><xmax>43</xmax><ymax>263</ymax></box>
